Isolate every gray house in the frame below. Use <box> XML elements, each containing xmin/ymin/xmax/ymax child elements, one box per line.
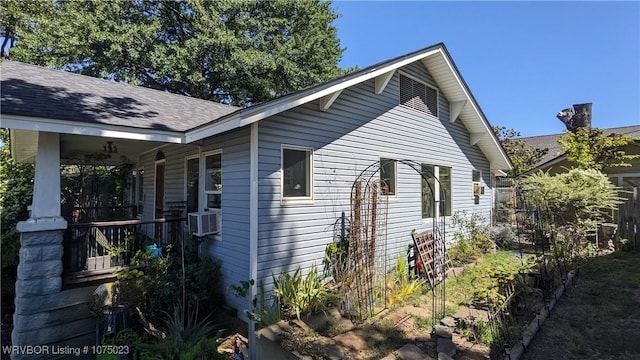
<box><xmin>2</xmin><ymin>43</ymin><xmax>511</xmax><ymax>351</ymax></box>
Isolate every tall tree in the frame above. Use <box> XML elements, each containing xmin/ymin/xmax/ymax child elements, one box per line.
<box><xmin>0</xmin><ymin>0</ymin><xmax>52</xmax><ymax>57</ymax></box>
<box><xmin>557</xmin><ymin>127</ymin><xmax>639</xmax><ymax>170</ymax></box>
<box><xmin>493</xmin><ymin>126</ymin><xmax>548</xmax><ymax>176</ymax></box>
<box><xmin>4</xmin><ymin>0</ymin><xmax>345</xmax><ymax>106</ymax></box>
<box><xmin>0</xmin><ymin>129</ymin><xmax>34</xmax><ymax>268</ymax></box>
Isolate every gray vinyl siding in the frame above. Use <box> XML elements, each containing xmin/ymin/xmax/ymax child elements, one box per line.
<box><xmin>257</xmin><ymin>62</ymin><xmax>492</xmax><ymax>289</ymax></box>
<box><xmin>136</xmin><ymin>128</ymin><xmax>251</xmax><ymax>314</ymax></box>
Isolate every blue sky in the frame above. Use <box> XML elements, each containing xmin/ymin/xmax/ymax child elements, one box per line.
<box><xmin>331</xmin><ymin>1</ymin><xmax>640</xmax><ymax>137</ymax></box>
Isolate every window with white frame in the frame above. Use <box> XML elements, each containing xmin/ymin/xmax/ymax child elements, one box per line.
<box><xmin>204</xmin><ymin>152</ymin><xmax>222</xmax><ymax>210</ymax></box>
<box><xmin>282</xmin><ymin>146</ymin><xmax>313</xmax><ymax>200</ymax></box>
<box><xmin>472</xmin><ymin>169</ymin><xmax>483</xmax><ymax>198</ymax></box>
<box><xmin>399</xmin><ymin>73</ymin><xmax>438</xmax><ymax>117</ymax></box>
<box><xmin>185</xmin><ymin>156</ymin><xmax>199</xmax><ymax>213</ymax></box>
<box><xmin>422</xmin><ymin>164</ymin><xmax>452</xmax><ymax>218</ymax></box>
<box><xmin>380</xmin><ymin>158</ymin><xmax>397</xmax><ymax>196</ymax></box>
<box><xmin>134</xmin><ymin>168</ymin><xmax>144</xmax><ymax>217</ymax></box>
<box><xmin>472</xmin><ymin>169</ymin><xmax>482</xmax><ymax>183</ymax></box>
<box><xmin>184</xmin><ymin>151</ymin><xmax>223</xmax><ymax>238</ymax></box>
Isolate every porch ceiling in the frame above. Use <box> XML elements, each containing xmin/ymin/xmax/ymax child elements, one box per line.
<box><xmin>13</xmin><ymin>130</ymin><xmax>168</xmax><ymax>165</ymax></box>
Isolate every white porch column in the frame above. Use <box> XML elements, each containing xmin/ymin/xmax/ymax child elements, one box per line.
<box><xmin>31</xmin><ymin>132</ymin><xmax>62</xmax><ymax>218</ymax></box>
<box><xmin>12</xmin><ymin>131</ymin><xmax>76</xmax><ymax>359</ymax></box>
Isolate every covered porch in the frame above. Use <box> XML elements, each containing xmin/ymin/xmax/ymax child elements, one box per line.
<box><xmin>14</xmin><ymin>130</ymin><xmax>194</xmax><ymax>286</ymax></box>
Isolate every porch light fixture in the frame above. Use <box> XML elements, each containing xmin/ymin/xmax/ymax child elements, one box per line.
<box><xmin>103</xmin><ymin>141</ymin><xmax>118</xmax><ymax>154</ymax></box>
<box><xmin>155</xmin><ymin>150</ymin><xmax>165</xmax><ymax>161</ymax></box>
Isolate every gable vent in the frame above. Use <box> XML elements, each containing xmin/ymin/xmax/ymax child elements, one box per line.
<box><xmin>400</xmin><ymin>74</ymin><xmax>438</xmax><ymax>117</ymax></box>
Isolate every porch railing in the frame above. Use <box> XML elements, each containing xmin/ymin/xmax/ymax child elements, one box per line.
<box><xmin>68</xmin><ymin>205</ymin><xmax>138</xmax><ymax>222</ymax></box>
<box><xmin>63</xmin><ymin>217</ymin><xmax>186</xmax><ymax>284</ymax></box>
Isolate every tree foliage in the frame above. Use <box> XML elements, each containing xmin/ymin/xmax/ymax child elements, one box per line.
<box><xmin>520</xmin><ymin>168</ymin><xmax>624</xmax><ymax>233</ymax></box>
<box><xmin>557</xmin><ymin>127</ymin><xmax>639</xmax><ymax>170</ymax></box>
<box><xmin>0</xmin><ymin>129</ymin><xmax>34</xmax><ymax>268</ymax></box>
<box><xmin>4</xmin><ymin>0</ymin><xmax>345</xmax><ymax>106</ymax></box>
<box><xmin>492</xmin><ymin>126</ymin><xmax>548</xmax><ymax>176</ymax></box>
<box><xmin>0</xmin><ymin>0</ymin><xmax>52</xmax><ymax>57</ymax></box>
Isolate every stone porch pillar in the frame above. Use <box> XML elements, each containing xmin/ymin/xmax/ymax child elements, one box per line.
<box><xmin>12</xmin><ymin>132</ymin><xmax>69</xmax><ymax>359</ymax></box>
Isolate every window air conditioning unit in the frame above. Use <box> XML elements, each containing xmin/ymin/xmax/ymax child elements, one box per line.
<box><xmin>188</xmin><ymin>210</ymin><xmax>221</xmax><ymax>237</ymax></box>
<box><xmin>472</xmin><ymin>182</ymin><xmax>485</xmax><ymax>197</ymax></box>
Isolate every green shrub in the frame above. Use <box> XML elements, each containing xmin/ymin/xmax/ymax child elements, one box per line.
<box><xmin>248</xmin><ymin>280</ymin><xmax>282</xmax><ymax>328</ymax></box>
<box><xmin>489</xmin><ymin>225</ymin><xmax>518</xmax><ymax>249</ymax></box>
<box><xmin>521</xmin><ymin>169</ymin><xmax>624</xmax><ymax>233</ymax></box>
<box><xmin>126</xmin><ymin>248</ymin><xmax>222</xmax><ymax>322</ymax></box>
<box><xmin>449</xmin><ymin>211</ymin><xmax>496</xmax><ymax>265</ymax></box>
<box><xmin>274</xmin><ymin>264</ymin><xmax>337</xmax><ymax>320</ymax></box>
<box><xmin>386</xmin><ymin>255</ymin><xmax>425</xmax><ymax>307</ymax></box>
<box><xmin>148</xmin><ymin>302</ymin><xmax>223</xmax><ymax>360</ymax></box>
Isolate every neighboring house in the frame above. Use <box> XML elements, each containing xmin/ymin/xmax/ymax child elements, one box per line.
<box><xmin>519</xmin><ymin>125</ymin><xmax>640</xmax><ymax>248</ymax></box>
<box><xmin>519</xmin><ymin>125</ymin><xmax>640</xmax><ymax>181</ymax></box>
<box><xmin>1</xmin><ymin>43</ymin><xmax>511</xmax><ymax>352</ymax></box>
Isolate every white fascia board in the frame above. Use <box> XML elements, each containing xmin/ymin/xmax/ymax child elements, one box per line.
<box><xmin>2</xmin><ymin>115</ymin><xmax>185</xmax><ymax>143</ymax></box>
<box><xmin>186</xmin><ymin>49</ymin><xmax>442</xmax><ymax>143</ymax></box>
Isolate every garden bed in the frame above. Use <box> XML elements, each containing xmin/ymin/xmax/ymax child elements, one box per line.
<box><xmin>257</xmin><ymin>250</ymin><xmax>552</xmax><ymax>360</ymax></box>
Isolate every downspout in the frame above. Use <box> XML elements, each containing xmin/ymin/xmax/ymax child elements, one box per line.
<box><xmin>249</xmin><ymin>122</ymin><xmax>259</xmax><ymax>359</ymax></box>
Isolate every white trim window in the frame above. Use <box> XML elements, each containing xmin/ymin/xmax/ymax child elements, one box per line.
<box><xmin>184</xmin><ymin>150</ymin><xmax>223</xmax><ymax>240</ymax></box>
<box><xmin>203</xmin><ymin>151</ymin><xmax>222</xmax><ymax>210</ymax></box>
<box><xmin>422</xmin><ymin>164</ymin><xmax>452</xmax><ymax>218</ymax></box>
<box><xmin>399</xmin><ymin>72</ymin><xmax>438</xmax><ymax>117</ymax></box>
<box><xmin>380</xmin><ymin>158</ymin><xmax>397</xmax><ymax>196</ymax></box>
<box><xmin>183</xmin><ymin>150</ymin><xmax>223</xmax><ymax>210</ymax></box>
<box><xmin>472</xmin><ymin>169</ymin><xmax>484</xmax><ymax>199</ymax></box>
<box><xmin>132</xmin><ymin>168</ymin><xmax>144</xmax><ymax>218</ymax></box>
<box><xmin>185</xmin><ymin>155</ymin><xmax>200</xmax><ymax>214</ymax></box>
<box><xmin>281</xmin><ymin>145</ymin><xmax>313</xmax><ymax>202</ymax></box>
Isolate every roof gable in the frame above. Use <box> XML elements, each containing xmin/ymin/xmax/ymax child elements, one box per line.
<box><xmin>184</xmin><ymin>43</ymin><xmax>512</xmax><ymax>171</ymax></box>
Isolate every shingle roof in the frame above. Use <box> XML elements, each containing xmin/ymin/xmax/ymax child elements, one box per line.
<box><xmin>520</xmin><ymin>125</ymin><xmax>640</xmax><ymax>167</ymax></box>
<box><xmin>0</xmin><ymin>60</ymin><xmax>239</xmax><ymax>132</ymax></box>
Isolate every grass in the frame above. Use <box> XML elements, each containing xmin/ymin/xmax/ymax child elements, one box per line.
<box><xmin>524</xmin><ymin>251</ymin><xmax>640</xmax><ymax>360</ymax></box>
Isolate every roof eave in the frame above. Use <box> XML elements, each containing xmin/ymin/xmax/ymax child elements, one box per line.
<box><xmin>2</xmin><ymin>114</ymin><xmax>185</xmax><ymax>144</ymax></box>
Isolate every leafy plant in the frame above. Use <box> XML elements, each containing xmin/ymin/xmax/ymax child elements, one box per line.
<box><xmin>229</xmin><ymin>279</ymin><xmax>255</xmax><ymax>298</ymax></box>
<box><xmin>449</xmin><ymin>211</ymin><xmax>496</xmax><ymax>265</ymax></box>
<box><xmin>98</xmin><ymin>329</ymin><xmax>158</xmax><ymax>360</ymax></box>
<box><xmin>125</xmin><ymin>247</ymin><xmax>222</xmax><ymax>322</ymax></box>
<box><xmin>521</xmin><ymin>169</ymin><xmax>625</xmax><ymax>255</ymax></box>
<box><xmin>456</xmin><ymin>318</ymin><xmax>493</xmax><ymax>345</ymax></box>
<box><xmin>493</xmin><ymin>126</ymin><xmax>549</xmax><ymax>176</ymax></box>
<box><xmin>489</xmin><ymin>224</ymin><xmax>518</xmax><ymax>249</ymax></box>
<box><xmin>273</xmin><ymin>265</ymin><xmax>338</xmax><ymax>320</ymax></box>
<box><xmin>0</xmin><ymin>129</ymin><xmax>34</xmax><ymax>268</ymax></box>
<box><xmin>247</xmin><ymin>280</ymin><xmax>281</xmax><ymax>328</ymax></box>
<box><xmin>323</xmin><ymin>234</ymin><xmax>351</xmax><ymax>284</ymax></box>
<box><xmin>145</xmin><ymin>302</ymin><xmax>223</xmax><ymax>359</ymax></box>
<box><xmin>385</xmin><ymin>255</ymin><xmax>425</xmax><ymax>308</ymax></box>
<box><xmin>557</xmin><ymin>127</ymin><xmax>639</xmax><ymax>170</ymax></box>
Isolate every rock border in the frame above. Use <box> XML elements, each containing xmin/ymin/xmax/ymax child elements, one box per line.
<box><xmin>503</xmin><ymin>269</ymin><xmax>577</xmax><ymax>360</ymax></box>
